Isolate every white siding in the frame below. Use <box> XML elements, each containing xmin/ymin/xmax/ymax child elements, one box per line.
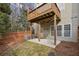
<box><xmin>57</xmin><ymin>3</ymin><xmax>79</xmax><ymax>42</ymax></box>
<box><xmin>57</xmin><ymin>4</ymin><xmax>73</xmax><ymax>42</ymax></box>
<box><xmin>72</xmin><ymin>4</ymin><xmax>79</xmax><ymax>42</ymax></box>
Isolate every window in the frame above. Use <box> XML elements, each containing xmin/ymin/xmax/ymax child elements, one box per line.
<box><xmin>51</xmin><ymin>25</ymin><xmax>54</xmax><ymax>36</ymax></box>
<box><xmin>64</xmin><ymin>24</ymin><xmax>71</xmax><ymax>37</ymax></box>
<box><xmin>57</xmin><ymin>25</ymin><xmax>62</xmax><ymax>36</ymax></box>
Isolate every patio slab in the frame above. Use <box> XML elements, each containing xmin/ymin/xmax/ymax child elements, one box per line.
<box><xmin>28</xmin><ymin>38</ymin><xmax>61</xmax><ymax>48</ymax></box>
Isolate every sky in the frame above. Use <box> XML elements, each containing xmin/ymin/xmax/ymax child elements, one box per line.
<box><xmin>57</xmin><ymin>3</ymin><xmax>65</xmax><ymax>11</ymax></box>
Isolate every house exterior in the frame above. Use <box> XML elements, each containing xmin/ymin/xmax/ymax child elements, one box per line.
<box><xmin>27</xmin><ymin>3</ymin><xmax>79</xmax><ymax>44</ymax></box>
<box><xmin>58</xmin><ymin>3</ymin><xmax>79</xmax><ymax>42</ymax></box>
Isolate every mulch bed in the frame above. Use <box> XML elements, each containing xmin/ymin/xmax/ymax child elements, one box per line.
<box><xmin>55</xmin><ymin>41</ymin><xmax>79</xmax><ymax>56</ymax></box>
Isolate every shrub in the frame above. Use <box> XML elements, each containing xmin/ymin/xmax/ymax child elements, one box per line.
<box><xmin>0</xmin><ymin>3</ymin><xmax>11</xmax><ymax>36</ymax></box>
<box><xmin>0</xmin><ymin>12</ymin><xmax>11</xmax><ymax>34</ymax></box>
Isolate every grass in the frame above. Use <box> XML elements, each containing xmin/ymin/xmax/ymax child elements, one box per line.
<box><xmin>2</xmin><ymin>40</ymin><xmax>54</xmax><ymax>56</ymax></box>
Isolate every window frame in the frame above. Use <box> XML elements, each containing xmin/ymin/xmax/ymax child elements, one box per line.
<box><xmin>64</xmin><ymin>24</ymin><xmax>71</xmax><ymax>37</ymax></box>
<box><xmin>57</xmin><ymin>25</ymin><xmax>62</xmax><ymax>36</ymax></box>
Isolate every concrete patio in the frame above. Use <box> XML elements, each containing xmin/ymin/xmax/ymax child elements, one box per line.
<box><xmin>28</xmin><ymin>38</ymin><xmax>61</xmax><ymax>48</ymax></box>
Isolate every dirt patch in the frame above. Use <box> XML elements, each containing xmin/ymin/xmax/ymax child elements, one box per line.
<box><xmin>55</xmin><ymin>41</ymin><xmax>79</xmax><ymax>56</ymax></box>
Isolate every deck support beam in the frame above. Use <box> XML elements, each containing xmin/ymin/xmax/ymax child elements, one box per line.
<box><xmin>29</xmin><ymin>23</ymin><xmax>32</xmax><ymax>39</ymax></box>
<box><xmin>38</xmin><ymin>22</ymin><xmax>40</xmax><ymax>41</ymax></box>
<box><xmin>54</xmin><ymin>15</ymin><xmax>57</xmax><ymax>45</ymax></box>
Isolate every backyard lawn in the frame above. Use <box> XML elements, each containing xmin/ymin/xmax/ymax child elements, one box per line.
<box><xmin>2</xmin><ymin>40</ymin><xmax>54</xmax><ymax>56</ymax></box>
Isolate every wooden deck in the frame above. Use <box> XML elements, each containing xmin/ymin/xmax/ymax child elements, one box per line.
<box><xmin>27</xmin><ymin>3</ymin><xmax>60</xmax><ymax>22</ymax></box>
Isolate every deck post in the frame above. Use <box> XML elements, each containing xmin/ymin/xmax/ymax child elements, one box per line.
<box><xmin>54</xmin><ymin>15</ymin><xmax>57</xmax><ymax>45</ymax></box>
<box><xmin>29</xmin><ymin>23</ymin><xmax>32</xmax><ymax>39</ymax></box>
<box><xmin>38</xmin><ymin>22</ymin><xmax>40</xmax><ymax>41</ymax></box>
